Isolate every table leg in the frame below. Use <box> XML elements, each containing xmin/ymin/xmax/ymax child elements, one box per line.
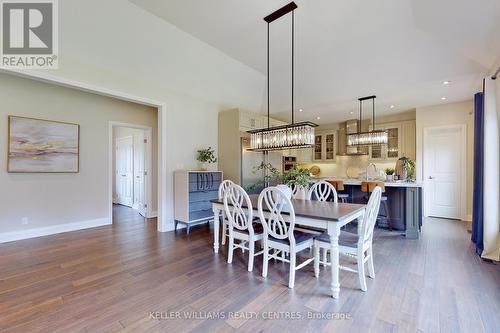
<box><xmin>329</xmin><ymin>226</ymin><xmax>340</xmax><ymax>299</ymax></box>
<box><xmin>213</xmin><ymin>207</ymin><xmax>220</xmax><ymax>253</ymax></box>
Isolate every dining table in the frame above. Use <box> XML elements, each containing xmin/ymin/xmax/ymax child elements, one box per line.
<box><xmin>211</xmin><ymin>195</ymin><xmax>366</xmax><ymax>299</ymax></box>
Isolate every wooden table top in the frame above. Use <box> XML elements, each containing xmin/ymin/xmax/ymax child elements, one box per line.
<box><xmin>212</xmin><ymin>195</ymin><xmax>366</xmax><ymax>222</ymax></box>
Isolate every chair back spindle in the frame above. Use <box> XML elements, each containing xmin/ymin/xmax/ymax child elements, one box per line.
<box><xmin>308</xmin><ymin>180</ymin><xmax>338</xmax><ymax>202</ymax></box>
<box><xmin>258</xmin><ymin>187</ymin><xmax>296</xmax><ymax>243</ymax></box>
<box><xmin>360</xmin><ymin>186</ymin><xmax>382</xmax><ymax>243</ymax></box>
<box><xmin>223</xmin><ymin>184</ymin><xmax>256</xmax><ymax>234</ymax></box>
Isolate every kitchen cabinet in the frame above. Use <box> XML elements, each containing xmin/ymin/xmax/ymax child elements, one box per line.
<box><xmin>401</xmin><ymin>121</ymin><xmax>416</xmax><ymax>160</ymax></box>
<box><xmin>313</xmin><ymin>130</ymin><xmax>336</xmax><ymax>162</ymax></box>
<box><xmin>369</xmin><ymin>120</ymin><xmax>415</xmax><ymax>161</ymax></box>
<box><xmin>239</xmin><ymin>111</ymin><xmax>262</xmax><ymax>131</ymax></box>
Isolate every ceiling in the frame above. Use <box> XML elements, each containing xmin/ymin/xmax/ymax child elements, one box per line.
<box><xmin>129</xmin><ymin>0</ymin><xmax>500</xmax><ymax>124</ymax></box>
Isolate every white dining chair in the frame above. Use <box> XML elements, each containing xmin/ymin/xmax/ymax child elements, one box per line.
<box><xmin>307</xmin><ymin>180</ymin><xmax>338</xmax><ymax>202</ymax></box>
<box><xmin>258</xmin><ymin>186</ymin><xmax>317</xmax><ymax>288</ymax></box>
<box><xmin>286</xmin><ymin>181</ymin><xmax>308</xmax><ymax>200</ymax></box>
<box><xmin>223</xmin><ymin>184</ymin><xmax>264</xmax><ymax>272</ymax></box>
<box><xmin>218</xmin><ymin>179</ymin><xmax>234</xmax><ymax>246</ymax></box>
<box><xmin>313</xmin><ymin>186</ymin><xmax>382</xmax><ymax>292</ymax></box>
<box><xmin>303</xmin><ymin>180</ymin><xmax>338</xmax><ymax>264</ymax></box>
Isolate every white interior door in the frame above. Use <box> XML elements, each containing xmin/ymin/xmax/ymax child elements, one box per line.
<box><xmin>133</xmin><ymin>133</ymin><xmax>146</xmax><ymax>216</ymax></box>
<box><xmin>115</xmin><ymin>136</ymin><xmax>134</xmax><ymax>207</ymax></box>
<box><xmin>423</xmin><ymin>126</ymin><xmax>464</xmax><ymax>219</ymax></box>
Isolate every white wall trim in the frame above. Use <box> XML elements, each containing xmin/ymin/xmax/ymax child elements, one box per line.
<box><xmin>422</xmin><ymin>124</ymin><xmax>467</xmax><ymax>220</ymax></box>
<box><xmin>0</xmin><ymin>218</ymin><xmax>111</xmax><ymax>244</ymax></box>
<box><xmin>149</xmin><ymin>211</ymin><xmax>158</xmax><ymax>218</ymax></box>
<box><xmin>0</xmin><ymin>68</ymin><xmax>169</xmax><ymax>232</ymax></box>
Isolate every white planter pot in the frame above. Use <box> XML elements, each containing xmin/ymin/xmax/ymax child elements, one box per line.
<box><xmin>199</xmin><ymin>162</ymin><xmax>208</xmax><ymax>171</ymax></box>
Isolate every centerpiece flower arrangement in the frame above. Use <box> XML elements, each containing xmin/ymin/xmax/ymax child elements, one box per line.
<box><xmin>246</xmin><ymin>162</ymin><xmax>311</xmax><ymax>198</ymax></box>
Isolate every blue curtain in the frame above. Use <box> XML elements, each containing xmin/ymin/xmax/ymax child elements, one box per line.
<box><xmin>472</xmin><ymin>92</ymin><xmax>484</xmax><ymax>255</ymax></box>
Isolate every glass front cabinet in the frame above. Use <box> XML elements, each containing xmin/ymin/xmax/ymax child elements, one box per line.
<box><xmin>369</xmin><ymin>123</ymin><xmax>402</xmax><ymax>160</ymax></box>
<box><xmin>313</xmin><ymin>131</ymin><xmax>336</xmax><ymax>162</ymax></box>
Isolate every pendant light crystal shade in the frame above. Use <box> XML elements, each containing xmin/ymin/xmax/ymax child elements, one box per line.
<box><xmin>346</xmin><ymin>95</ymin><xmax>388</xmax><ymax>146</ymax></box>
<box><xmin>248</xmin><ymin>122</ymin><xmax>317</xmax><ymax>151</ymax></box>
<box><xmin>247</xmin><ymin>2</ymin><xmax>317</xmax><ymax>152</ymax></box>
<box><xmin>347</xmin><ymin>130</ymin><xmax>388</xmax><ymax>146</ymax></box>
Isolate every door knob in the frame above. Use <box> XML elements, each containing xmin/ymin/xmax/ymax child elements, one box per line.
<box><xmin>428</xmin><ymin>176</ymin><xmax>434</xmax><ymax>179</ymax></box>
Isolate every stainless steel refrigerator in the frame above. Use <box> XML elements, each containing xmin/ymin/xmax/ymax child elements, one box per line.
<box><xmin>240</xmin><ymin>137</ymin><xmax>282</xmax><ymax>194</ymax></box>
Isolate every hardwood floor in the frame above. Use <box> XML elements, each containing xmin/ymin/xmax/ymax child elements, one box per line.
<box><xmin>1</xmin><ymin>206</ymin><xmax>499</xmax><ymax>333</ymax></box>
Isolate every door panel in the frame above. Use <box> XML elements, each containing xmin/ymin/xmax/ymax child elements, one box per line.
<box><xmin>424</xmin><ymin>126</ymin><xmax>462</xmax><ymax>219</ymax></box>
<box><xmin>133</xmin><ymin>134</ymin><xmax>146</xmax><ymax>216</ymax></box>
<box><xmin>116</xmin><ymin>136</ymin><xmax>134</xmax><ymax>207</ymax></box>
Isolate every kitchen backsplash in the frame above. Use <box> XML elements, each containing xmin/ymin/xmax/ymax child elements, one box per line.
<box><xmin>299</xmin><ymin>155</ymin><xmax>398</xmax><ymax>178</ymax></box>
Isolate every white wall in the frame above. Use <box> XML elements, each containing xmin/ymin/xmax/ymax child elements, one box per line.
<box><xmin>0</xmin><ymin>74</ymin><xmax>157</xmax><ymax>236</ymax></box>
<box><xmin>1</xmin><ymin>0</ymin><xmax>266</xmax><ymax>234</ymax></box>
<box><xmin>416</xmin><ymin>100</ymin><xmax>474</xmax><ymax>220</ymax></box>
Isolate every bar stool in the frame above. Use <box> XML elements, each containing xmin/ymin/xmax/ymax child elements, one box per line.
<box><xmin>361</xmin><ymin>181</ymin><xmax>392</xmax><ymax>231</ymax></box>
<box><xmin>327</xmin><ymin>180</ymin><xmax>349</xmax><ymax>203</ymax></box>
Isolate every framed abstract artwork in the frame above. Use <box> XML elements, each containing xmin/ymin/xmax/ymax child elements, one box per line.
<box><xmin>8</xmin><ymin>116</ymin><xmax>80</xmax><ymax>173</ymax></box>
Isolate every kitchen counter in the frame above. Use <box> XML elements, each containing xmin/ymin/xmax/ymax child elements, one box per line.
<box><xmin>311</xmin><ymin>177</ymin><xmax>423</xmax><ymax>188</ymax></box>
<box><xmin>311</xmin><ymin>177</ymin><xmax>422</xmax><ymax>239</ymax></box>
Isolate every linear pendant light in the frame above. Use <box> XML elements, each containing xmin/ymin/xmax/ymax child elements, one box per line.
<box><xmin>347</xmin><ymin>95</ymin><xmax>388</xmax><ymax>146</ymax></box>
<box><xmin>248</xmin><ymin>2</ymin><xmax>318</xmax><ymax>151</ymax></box>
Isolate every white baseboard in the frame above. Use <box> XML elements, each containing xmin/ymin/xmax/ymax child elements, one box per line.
<box><xmin>463</xmin><ymin>214</ymin><xmax>472</xmax><ymax>222</ymax></box>
<box><xmin>0</xmin><ymin>217</ymin><xmax>112</xmax><ymax>244</ymax></box>
<box><xmin>148</xmin><ymin>211</ymin><xmax>158</xmax><ymax>218</ymax></box>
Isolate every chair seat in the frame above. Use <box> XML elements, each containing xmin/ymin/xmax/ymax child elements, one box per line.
<box><xmin>269</xmin><ymin>230</ymin><xmax>315</xmax><ymax>245</ymax></box>
<box><xmin>295</xmin><ymin>225</ymin><xmax>325</xmax><ymax>234</ymax></box>
<box><xmin>315</xmin><ymin>231</ymin><xmax>359</xmax><ymax>248</ymax></box>
<box><xmin>338</xmin><ymin>193</ymin><xmax>349</xmax><ymax>198</ymax></box>
<box><xmin>233</xmin><ymin>223</ymin><xmax>264</xmax><ymax>235</ymax></box>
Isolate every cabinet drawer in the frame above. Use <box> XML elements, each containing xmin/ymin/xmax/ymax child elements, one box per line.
<box><xmin>188</xmin><ymin>173</ymin><xmax>222</xmax><ymax>192</ymax></box>
<box><xmin>189</xmin><ymin>180</ymin><xmax>221</xmax><ymax>192</ymax></box>
<box><xmin>188</xmin><ymin>172</ymin><xmax>222</xmax><ymax>182</ymax></box>
<box><xmin>189</xmin><ymin>190</ymin><xmax>218</xmax><ymax>202</ymax></box>
<box><xmin>189</xmin><ymin>201</ymin><xmax>212</xmax><ymax>212</ymax></box>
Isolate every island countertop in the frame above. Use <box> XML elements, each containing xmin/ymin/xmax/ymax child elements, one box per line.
<box><xmin>311</xmin><ymin>177</ymin><xmax>423</xmax><ymax>188</ymax></box>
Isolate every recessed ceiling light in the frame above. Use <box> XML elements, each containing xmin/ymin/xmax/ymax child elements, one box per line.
<box><xmin>299</xmin><ymin>108</ymin><xmax>303</xmax><ymax>112</ymax></box>
<box><xmin>443</xmin><ymin>80</ymin><xmax>451</xmax><ymax>85</ymax></box>
<box><xmin>390</xmin><ymin>105</ymin><xmax>395</xmax><ymax>109</ymax></box>
<box><xmin>316</xmin><ymin>116</ymin><xmax>321</xmax><ymax>120</ymax></box>
<box><xmin>441</xmin><ymin>97</ymin><xmax>447</xmax><ymax>100</ymax></box>
<box><xmin>349</xmin><ymin>111</ymin><xmax>354</xmax><ymax>115</ymax></box>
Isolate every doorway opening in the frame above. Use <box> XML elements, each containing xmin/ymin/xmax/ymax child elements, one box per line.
<box><xmin>111</xmin><ymin>123</ymin><xmax>153</xmax><ymax>222</ymax></box>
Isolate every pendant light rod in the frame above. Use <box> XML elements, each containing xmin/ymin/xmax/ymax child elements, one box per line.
<box><xmin>267</xmin><ymin>23</ymin><xmax>270</xmax><ymax>128</ymax></box>
<box><xmin>357</xmin><ymin>95</ymin><xmax>377</xmax><ymax>130</ymax></box>
<box><xmin>291</xmin><ymin>10</ymin><xmax>294</xmax><ymax>124</ymax></box>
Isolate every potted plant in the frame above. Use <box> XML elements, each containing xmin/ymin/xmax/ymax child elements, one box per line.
<box><xmin>196</xmin><ymin>147</ymin><xmax>217</xmax><ymax>171</ymax></box>
<box><xmin>396</xmin><ymin>156</ymin><xmax>416</xmax><ymax>181</ymax></box>
<box><xmin>385</xmin><ymin>168</ymin><xmax>395</xmax><ymax>182</ymax></box>
<box><xmin>245</xmin><ymin>163</ymin><xmax>311</xmax><ymax>199</ymax></box>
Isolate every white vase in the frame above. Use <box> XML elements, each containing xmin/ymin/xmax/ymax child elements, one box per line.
<box><xmin>199</xmin><ymin>162</ymin><xmax>208</xmax><ymax>171</ymax></box>
<box><xmin>295</xmin><ymin>187</ymin><xmax>308</xmax><ymax>200</ymax></box>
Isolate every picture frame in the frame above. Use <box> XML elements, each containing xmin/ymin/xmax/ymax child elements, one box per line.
<box><xmin>7</xmin><ymin>115</ymin><xmax>80</xmax><ymax>173</ymax></box>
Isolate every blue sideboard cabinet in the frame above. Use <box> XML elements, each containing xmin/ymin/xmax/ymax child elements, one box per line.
<box><xmin>174</xmin><ymin>170</ymin><xmax>222</xmax><ymax>234</ymax></box>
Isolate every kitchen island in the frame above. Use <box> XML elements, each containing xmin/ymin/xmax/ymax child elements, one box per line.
<box><xmin>314</xmin><ymin>178</ymin><xmax>423</xmax><ymax>239</ymax></box>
